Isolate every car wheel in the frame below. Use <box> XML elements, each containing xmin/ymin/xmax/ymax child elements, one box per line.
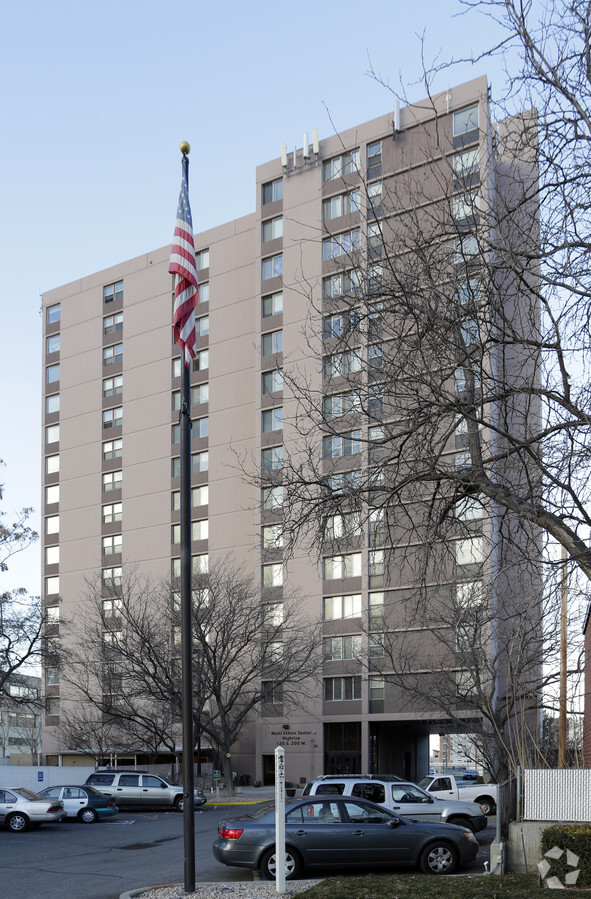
<box><xmin>7</xmin><ymin>813</ymin><xmax>30</xmax><ymax>833</ymax></box>
<box><xmin>79</xmin><ymin>808</ymin><xmax>99</xmax><ymax>824</ymax></box>
<box><xmin>260</xmin><ymin>846</ymin><xmax>303</xmax><ymax>881</ymax></box>
<box><xmin>174</xmin><ymin>795</ymin><xmax>184</xmax><ymax>812</ymax></box>
<box><xmin>420</xmin><ymin>841</ymin><xmax>458</xmax><ymax>875</ymax></box>
<box><xmin>447</xmin><ymin>816</ymin><xmax>474</xmax><ymax>833</ymax></box>
<box><xmin>476</xmin><ymin>796</ymin><xmax>495</xmax><ymax>816</ymax></box>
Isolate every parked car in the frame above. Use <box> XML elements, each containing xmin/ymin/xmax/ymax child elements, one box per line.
<box><xmin>302</xmin><ymin>775</ymin><xmax>487</xmax><ymax>833</ymax></box>
<box><xmin>462</xmin><ymin>769</ymin><xmax>480</xmax><ymax>781</ymax></box>
<box><xmin>38</xmin><ymin>784</ymin><xmax>118</xmax><ymax>823</ymax></box>
<box><xmin>84</xmin><ymin>769</ymin><xmax>206</xmax><ymax>810</ymax></box>
<box><xmin>418</xmin><ymin>773</ymin><xmax>497</xmax><ymax>816</ymax></box>
<box><xmin>213</xmin><ymin>794</ymin><xmax>479</xmax><ymax>879</ymax></box>
<box><xmin>0</xmin><ymin>787</ymin><xmax>66</xmax><ymax>832</ymax></box>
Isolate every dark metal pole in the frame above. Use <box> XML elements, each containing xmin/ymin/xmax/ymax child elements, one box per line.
<box><xmin>180</xmin><ymin>151</ymin><xmax>196</xmax><ymax>892</ymax></box>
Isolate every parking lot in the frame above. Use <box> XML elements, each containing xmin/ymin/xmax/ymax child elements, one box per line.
<box><xmin>1</xmin><ymin>801</ymin><xmax>495</xmax><ymax>899</ymax></box>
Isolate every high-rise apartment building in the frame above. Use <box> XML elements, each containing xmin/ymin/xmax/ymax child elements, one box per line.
<box><xmin>41</xmin><ymin>75</ymin><xmax>539</xmax><ymax>783</ymax></box>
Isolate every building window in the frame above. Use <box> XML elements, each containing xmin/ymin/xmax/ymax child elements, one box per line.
<box><xmin>45</xmin><ymin>478</ymin><xmax>59</xmax><ymax>503</ymax></box>
<box><xmin>323</xmin><ymin>594</ymin><xmax>362</xmax><ymax>621</ymax></box>
<box><xmin>323</xmin><ymin>310</ymin><xmax>360</xmax><ymax>339</ymax></box>
<box><xmin>192</xmin><ymin>349</ymin><xmax>209</xmax><ymax>371</ymax></box>
<box><xmin>45</xmin><ymin>484</ymin><xmax>59</xmax><ymax>505</ymax></box>
<box><xmin>453</xmin><ymin>147</ymin><xmax>479</xmax><ymax>181</ymax></box>
<box><xmin>324</xmin><ymin>676</ymin><xmax>361</xmax><ymax>701</ymax></box>
<box><xmin>369</xmin><ymin>549</ymin><xmax>384</xmax><ymax>588</ymax></box>
<box><xmin>103</xmin><ymin>439</ymin><xmax>122</xmax><ymax>460</ymax></box>
<box><xmin>46</xmin><ymin>424</ymin><xmax>60</xmax><ymax>444</ymax></box>
<box><xmin>194</xmin><ymin>417</ymin><xmax>209</xmax><ymax>439</ymax></box>
<box><xmin>322</xmin><ymin>229</ymin><xmax>360</xmax><ymax>260</ymax></box>
<box><xmin>262</xmin><ymin>369</ymin><xmax>283</xmax><ymax>394</ymax></box>
<box><xmin>103</xmin><ymin>343</ymin><xmax>123</xmax><ymax>365</ymax></box>
<box><xmin>45</xmin><ymin>393</ymin><xmax>60</xmax><ymax>414</ymax></box>
<box><xmin>102</xmin><ymin>503</ymin><xmax>122</xmax><ymax>524</ymax></box>
<box><xmin>262</xmin><ymin>485</ymin><xmax>284</xmax><ymax>510</ymax></box>
<box><xmin>369</xmin><ymin>634</ymin><xmax>385</xmax><ymax>659</ymax></box>
<box><xmin>104</xmin><ymin>312</ymin><xmax>123</xmax><ymax>334</ymax></box>
<box><xmin>323</xmin><ymin>553</ymin><xmax>362</xmax><ymax>580</ymax></box>
<box><xmin>262</xmin><ymin>681</ymin><xmax>283</xmax><ymax>704</ymax></box>
<box><xmin>45</xmin><ymin>545</ymin><xmax>59</xmax><ymax>565</ymax></box>
<box><xmin>262</xmin><ymin>563</ymin><xmax>283</xmax><ymax>587</ymax></box>
<box><xmin>262</xmin><ymin>216</ymin><xmax>283</xmax><ymax>242</ymax></box>
<box><xmin>195</xmin><ymin>248</ymin><xmax>209</xmax><ymax>270</ymax></box>
<box><xmin>454</xmin><ymin>190</ymin><xmax>480</xmax><ymax>221</ymax></box>
<box><xmin>103</xmin><ymin>281</ymin><xmax>123</xmax><ymax>304</ymax></box>
<box><xmin>198</xmin><ymin>282</ymin><xmax>210</xmax><ymax>303</ymax></box>
<box><xmin>103</xmin><ymin>375</ymin><xmax>123</xmax><ymax>397</ymax></box>
<box><xmin>102</xmin><ymin>567</ymin><xmax>122</xmax><ymax>588</ymax></box>
<box><xmin>262</xmin><ymin>524</ymin><xmax>283</xmax><ymax>549</ymax></box>
<box><xmin>453</xmin><ymin>104</ymin><xmax>478</xmax><ymax>136</ymax></box>
<box><xmin>192</xmin><ymin>554</ymin><xmax>209</xmax><ymax>574</ymax></box>
<box><xmin>323</xmin><ymin>149</ymin><xmax>360</xmax><ymax>182</ymax></box>
<box><xmin>454</xmin><ymin>233</ymin><xmax>479</xmax><ymax>265</ymax></box>
<box><xmin>262</xmin><ymin>178</ymin><xmax>283</xmax><ymax>204</ymax></box>
<box><xmin>262</xmin><ymin>408</ymin><xmax>283</xmax><ymax>433</ymax></box>
<box><xmin>323</xmin><ymin>635</ymin><xmax>361</xmax><ymax>661</ymax></box>
<box><xmin>323</xmin><ymin>189</ymin><xmax>360</xmax><ymax>221</ymax></box>
<box><xmin>102</xmin><ymin>470</ymin><xmax>122</xmax><ymax>492</ymax></box>
<box><xmin>323</xmin><ymin>431</ymin><xmax>361</xmax><ymax>458</ymax></box>
<box><xmin>367</xmin><ymin>182</ymin><xmax>382</xmax><ymax>216</ymax></box>
<box><xmin>324</xmin><ymin>512</ymin><xmax>362</xmax><ymax>540</ymax></box>
<box><xmin>103</xmin><ymin>407</ymin><xmax>123</xmax><ymax>429</ymax></box>
<box><xmin>262</xmin><ymin>291</ymin><xmax>283</xmax><ymax>318</ymax></box>
<box><xmin>262</xmin><ymin>254</ymin><xmax>283</xmax><ymax>280</ymax></box>
<box><xmin>102</xmin><ymin>535</ymin><xmax>122</xmax><ymax>556</ymax></box>
<box><xmin>172</xmin><ymin>485</ymin><xmax>209</xmax><ymax>510</ymax></box>
<box><xmin>323</xmin><ymin>470</ymin><xmax>362</xmax><ymax>494</ymax></box>
<box><xmin>262</xmin><ymin>330</ymin><xmax>283</xmax><ymax>355</ymax></box>
<box><xmin>367</xmin><ymin>222</ymin><xmax>383</xmax><ymax>257</ymax></box>
<box><xmin>263</xmin><ymin>602</ymin><xmax>284</xmax><ymax>626</ymax></box>
<box><xmin>192</xmin><ymin>451</ymin><xmax>209</xmax><ymax>473</ymax></box>
<box><xmin>46</xmin><ymin>303</ymin><xmax>60</xmax><ymax>324</ymax></box>
<box><xmin>367</xmin><ymin>140</ymin><xmax>382</xmax><ymax>177</ymax></box>
<box><xmin>46</xmin><ymin>334</ymin><xmax>60</xmax><ymax>354</ymax></box>
<box><xmin>46</xmin><ymin>454</ymin><xmax>60</xmax><ymax>475</ymax></box>
<box><xmin>45</xmin><ymin>575</ymin><xmax>60</xmax><ymax>594</ymax></box>
<box><xmin>172</xmin><ymin>384</ymin><xmax>209</xmax><ymax>410</ymax></box>
<box><xmin>46</xmin><ymin>698</ymin><xmax>61</xmax><ymax>717</ymax></box>
<box><xmin>368</xmin><ymin>263</ymin><xmax>383</xmax><ymax>293</ymax></box>
<box><xmin>369</xmin><ymin>592</ymin><xmax>385</xmax><ymax>629</ymax></box>
<box><xmin>322</xmin><ymin>270</ymin><xmax>360</xmax><ymax>299</ymax></box>
<box><xmin>323</xmin><ymin>349</ymin><xmax>362</xmax><ymax>379</ymax></box>
<box><xmin>456</xmin><ymin>536</ymin><xmax>484</xmax><ymax>567</ymax></box>
<box><xmin>192</xmin><ymin>519</ymin><xmax>209</xmax><ymax>541</ymax></box>
<box><xmin>45</xmin><ymin>668</ymin><xmax>60</xmax><ymax>686</ymax></box>
<box><xmin>261</xmin><ymin>446</ymin><xmax>283</xmax><ymax>471</ymax></box>
<box><xmin>103</xmin><ymin>598</ymin><xmax>122</xmax><ymax>620</ymax></box>
<box><xmin>196</xmin><ymin>315</ymin><xmax>209</xmax><ymax>337</ymax></box>
<box><xmin>323</xmin><ymin>392</ymin><xmax>361</xmax><ymax>419</ymax></box>
<box><xmin>369</xmin><ymin>675</ymin><xmax>385</xmax><ymax>700</ymax></box>
<box><xmin>45</xmin><ymin>515</ymin><xmax>59</xmax><ymax>535</ymax></box>
<box><xmin>46</xmin><ymin>363</ymin><xmax>60</xmax><ymax>384</ymax></box>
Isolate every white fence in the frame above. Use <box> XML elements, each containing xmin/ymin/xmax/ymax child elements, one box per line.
<box><xmin>523</xmin><ymin>768</ymin><xmax>591</xmax><ymax>822</ymax></box>
<box><xmin>0</xmin><ymin>766</ymin><xmax>96</xmax><ymax>792</ymax></box>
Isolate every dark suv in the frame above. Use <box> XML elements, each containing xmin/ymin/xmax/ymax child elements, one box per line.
<box><xmin>85</xmin><ymin>770</ymin><xmax>206</xmax><ymax>810</ymax></box>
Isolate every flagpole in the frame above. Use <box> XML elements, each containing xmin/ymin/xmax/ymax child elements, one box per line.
<box><xmin>179</xmin><ymin>142</ymin><xmax>196</xmax><ymax>891</ymax></box>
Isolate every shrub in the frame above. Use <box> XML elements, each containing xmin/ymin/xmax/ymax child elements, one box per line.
<box><xmin>540</xmin><ymin>823</ymin><xmax>591</xmax><ymax>888</ymax></box>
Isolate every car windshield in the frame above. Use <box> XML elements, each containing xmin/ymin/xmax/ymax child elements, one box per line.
<box><xmin>14</xmin><ymin>788</ymin><xmax>44</xmax><ymax>801</ymax></box>
<box><xmin>417</xmin><ymin>777</ymin><xmax>430</xmax><ymax>789</ymax></box>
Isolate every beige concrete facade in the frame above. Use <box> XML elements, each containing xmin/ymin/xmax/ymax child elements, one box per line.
<box><xmin>41</xmin><ymin>76</ymin><xmax>517</xmax><ymax>784</ymax></box>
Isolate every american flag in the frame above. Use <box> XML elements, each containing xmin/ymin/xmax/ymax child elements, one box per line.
<box><xmin>169</xmin><ymin>156</ymin><xmax>199</xmax><ymax>366</ymax></box>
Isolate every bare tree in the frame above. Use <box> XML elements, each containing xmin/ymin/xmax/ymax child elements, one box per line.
<box><xmin>0</xmin><ymin>462</ymin><xmax>42</xmax><ymax>699</ymax></box>
<box><xmin>60</xmin><ymin>562</ymin><xmax>321</xmax><ymax>792</ymax></box>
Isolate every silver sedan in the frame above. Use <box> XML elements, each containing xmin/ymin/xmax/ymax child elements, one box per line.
<box><xmin>0</xmin><ymin>787</ymin><xmax>66</xmax><ymax>832</ymax></box>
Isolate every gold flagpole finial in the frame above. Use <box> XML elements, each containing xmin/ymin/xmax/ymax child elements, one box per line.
<box><xmin>180</xmin><ymin>141</ymin><xmax>191</xmax><ymax>155</ymax></box>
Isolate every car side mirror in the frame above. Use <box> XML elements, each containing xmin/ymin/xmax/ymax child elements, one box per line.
<box><xmin>389</xmin><ymin>817</ymin><xmax>400</xmax><ymax>828</ymax></box>
<box><xmin>161</xmin><ymin>784</ymin><xmax>167</xmax><ymax>788</ymax></box>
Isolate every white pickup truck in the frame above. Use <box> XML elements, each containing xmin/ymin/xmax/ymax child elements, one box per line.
<box><xmin>418</xmin><ymin>773</ymin><xmax>498</xmax><ymax>815</ymax></box>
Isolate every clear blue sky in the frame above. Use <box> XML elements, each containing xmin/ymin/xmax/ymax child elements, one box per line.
<box><xmin>0</xmin><ymin>0</ymin><xmax>510</xmax><ymax>595</ymax></box>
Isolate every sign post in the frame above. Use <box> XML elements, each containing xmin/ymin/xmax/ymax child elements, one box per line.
<box><xmin>274</xmin><ymin>746</ymin><xmax>286</xmax><ymax>894</ymax></box>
